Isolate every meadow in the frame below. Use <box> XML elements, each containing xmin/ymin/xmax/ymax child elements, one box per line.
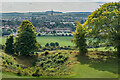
<box><xmin>0</xmin><ymin>36</ymin><xmax>115</xmax><ymax>51</ymax></box>
<box><xmin>0</xmin><ymin>36</ymin><xmax>74</xmax><ymax>47</ymax></box>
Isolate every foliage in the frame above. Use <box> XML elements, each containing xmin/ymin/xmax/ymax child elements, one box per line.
<box><xmin>14</xmin><ymin>20</ymin><xmax>39</xmax><ymax>56</ymax></box>
<box><xmin>85</xmin><ymin>2</ymin><xmax>120</xmax><ymax>56</ymax></box>
<box><xmin>4</xmin><ymin>35</ymin><xmax>14</xmax><ymax>54</ymax></box>
<box><xmin>2</xmin><ymin>50</ymin><xmax>71</xmax><ymax>77</ymax></box>
<box><xmin>45</xmin><ymin>42</ymin><xmax>59</xmax><ymax>47</ymax></box>
<box><xmin>55</xmin><ymin>42</ymin><xmax>59</xmax><ymax>46</ymax></box>
<box><xmin>2</xmin><ymin>28</ymin><xmax>12</xmax><ymax>36</ymax></box>
<box><xmin>72</xmin><ymin>21</ymin><xmax>88</xmax><ymax>55</ymax></box>
<box><xmin>45</xmin><ymin>43</ymin><xmax>49</xmax><ymax>47</ymax></box>
<box><xmin>35</xmin><ymin>51</ymin><xmax>71</xmax><ymax>76</ymax></box>
<box><xmin>50</xmin><ymin>42</ymin><xmax>55</xmax><ymax>47</ymax></box>
<box><xmin>2</xmin><ymin>53</ymin><xmax>24</xmax><ymax>73</ymax></box>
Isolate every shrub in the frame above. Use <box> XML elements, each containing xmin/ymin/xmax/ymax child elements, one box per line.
<box><xmin>17</xmin><ymin>67</ymin><xmax>24</xmax><ymax>76</ymax></box>
<box><xmin>50</xmin><ymin>42</ymin><xmax>55</xmax><ymax>47</ymax></box>
<box><xmin>38</xmin><ymin>34</ymin><xmax>41</xmax><ymax>36</ymax></box>
<box><xmin>55</xmin><ymin>42</ymin><xmax>59</xmax><ymax>46</ymax></box>
<box><xmin>44</xmin><ymin>50</ymin><xmax>49</xmax><ymax>56</ymax></box>
<box><xmin>45</xmin><ymin>43</ymin><xmax>49</xmax><ymax>47</ymax></box>
<box><xmin>34</xmin><ymin>51</ymin><xmax>70</xmax><ymax>76</ymax></box>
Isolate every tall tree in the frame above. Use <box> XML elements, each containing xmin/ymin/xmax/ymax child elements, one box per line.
<box><xmin>72</xmin><ymin>21</ymin><xmax>88</xmax><ymax>56</ymax></box>
<box><xmin>85</xmin><ymin>2</ymin><xmax>120</xmax><ymax>56</ymax></box>
<box><xmin>15</xmin><ymin>20</ymin><xmax>39</xmax><ymax>56</ymax></box>
<box><xmin>4</xmin><ymin>35</ymin><xmax>14</xmax><ymax>54</ymax></box>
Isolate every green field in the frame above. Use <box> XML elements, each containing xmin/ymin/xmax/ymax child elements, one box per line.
<box><xmin>0</xmin><ymin>36</ymin><xmax>74</xmax><ymax>47</ymax></box>
<box><xmin>37</xmin><ymin>36</ymin><xmax>74</xmax><ymax>47</ymax></box>
<box><xmin>0</xmin><ymin>36</ymin><xmax>115</xmax><ymax>51</ymax></box>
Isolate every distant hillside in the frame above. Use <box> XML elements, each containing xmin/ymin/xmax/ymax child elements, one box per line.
<box><xmin>66</xmin><ymin>12</ymin><xmax>91</xmax><ymax>14</ymax></box>
<box><xmin>45</xmin><ymin>11</ymin><xmax>63</xmax><ymax>14</ymax></box>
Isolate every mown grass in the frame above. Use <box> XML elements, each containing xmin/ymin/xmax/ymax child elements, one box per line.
<box><xmin>72</xmin><ymin>54</ymin><xmax>118</xmax><ymax>78</ymax></box>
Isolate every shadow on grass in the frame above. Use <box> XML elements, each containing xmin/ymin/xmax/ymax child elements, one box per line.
<box><xmin>76</xmin><ymin>51</ymin><xmax>118</xmax><ymax>74</ymax></box>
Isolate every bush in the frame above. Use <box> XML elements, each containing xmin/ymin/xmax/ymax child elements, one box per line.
<box><xmin>44</xmin><ymin>50</ymin><xmax>49</xmax><ymax>56</ymax></box>
<box><xmin>34</xmin><ymin>51</ymin><xmax>70</xmax><ymax>76</ymax></box>
<box><xmin>38</xmin><ymin>34</ymin><xmax>41</xmax><ymax>36</ymax></box>
<box><xmin>55</xmin><ymin>42</ymin><xmax>59</xmax><ymax>46</ymax></box>
<box><xmin>45</xmin><ymin>43</ymin><xmax>49</xmax><ymax>47</ymax></box>
<box><xmin>17</xmin><ymin>67</ymin><xmax>24</xmax><ymax>76</ymax></box>
<box><xmin>50</xmin><ymin>42</ymin><xmax>55</xmax><ymax>47</ymax></box>
<box><xmin>33</xmin><ymin>68</ymin><xmax>43</xmax><ymax>76</ymax></box>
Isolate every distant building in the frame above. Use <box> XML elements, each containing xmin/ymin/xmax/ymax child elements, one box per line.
<box><xmin>39</xmin><ymin>27</ymin><xmax>53</xmax><ymax>33</ymax></box>
<box><xmin>50</xmin><ymin>22</ymin><xmax>55</xmax><ymax>25</ymax></box>
<box><xmin>60</xmin><ymin>22</ymin><xmax>75</xmax><ymax>25</ymax></box>
<box><xmin>54</xmin><ymin>28</ymin><xmax>72</xmax><ymax>32</ymax></box>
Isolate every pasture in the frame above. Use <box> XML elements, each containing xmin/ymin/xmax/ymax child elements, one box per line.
<box><xmin>0</xmin><ymin>36</ymin><xmax>74</xmax><ymax>47</ymax></box>
<box><xmin>0</xmin><ymin>36</ymin><xmax>115</xmax><ymax>51</ymax></box>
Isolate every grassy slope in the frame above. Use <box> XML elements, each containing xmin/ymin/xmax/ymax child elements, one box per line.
<box><xmin>70</xmin><ymin>50</ymin><xmax>119</xmax><ymax>78</ymax></box>
<box><xmin>1</xmin><ymin>36</ymin><xmax>118</xmax><ymax>78</ymax></box>
<box><xmin>2</xmin><ymin>72</ymin><xmax>35</xmax><ymax>78</ymax></box>
<box><xmin>2</xmin><ymin>50</ymin><xmax>119</xmax><ymax>78</ymax></box>
<box><xmin>72</xmin><ymin>57</ymin><xmax>118</xmax><ymax>78</ymax></box>
<box><xmin>72</xmin><ymin>64</ymin><xmax>118</xmax><ymax>78</ymax></box>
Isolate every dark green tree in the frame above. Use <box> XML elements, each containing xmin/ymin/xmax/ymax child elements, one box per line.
<box><xmin>4</xmin><ymin>35</ymin><xmax>14</xmax><ymax>54</ymax></box>
<box><xmin>14</xmin><ymin>20</ymin><xmax>39</xmax><ymax>56</ymax></box>
<box><xmin>13</xmin><ymin>29</ymin><xmax>17</xmax><ymax>33</ymax></box>
<box><xmin>55</xmin><ymin>42</ymin><xmax>59</xmax><ymax>46</ymax></box>
<box><xmin>45</xmin><ymin>43</ymin><xmax>49</xmax><ymax>47</ymax></box>
<box><xmin>50</xmin><ymin>42</ymin><xmax>55</xmax><ymax>47</ymax></box>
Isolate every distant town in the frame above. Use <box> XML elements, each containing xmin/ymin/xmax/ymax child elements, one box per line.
<box><xmin>0</xmin><ymin>10</ymin><xmax>91</xmax><ymax>36</ymax></box>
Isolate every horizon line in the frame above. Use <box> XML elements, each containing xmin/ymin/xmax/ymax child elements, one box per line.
<box><xmin>0</xmin><ymin>11</ymin><xmax>93</xmax><ymax>13</ymax></box>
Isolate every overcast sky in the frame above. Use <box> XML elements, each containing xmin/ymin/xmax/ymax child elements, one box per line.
<box><xmin>1</xmin><ymin>0</ymin><xmax>119</xmax><ymax>2</ymax></box>
<box><xmin>0</xmin><ymin>0</ymin><xmax>119</xmax><ymax>13</ymax></box>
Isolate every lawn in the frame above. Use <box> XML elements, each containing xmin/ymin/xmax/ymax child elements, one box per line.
<box><xmin>72</xmin><ymin>55</ymin><xmax>118</xmax><ymax>78</ymax></box>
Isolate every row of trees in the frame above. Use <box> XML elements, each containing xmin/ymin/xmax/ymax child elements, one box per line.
<box><xmin>2</xmin><ymin>28</ymin><xmax>16</xmax><ymax>36</ymax></box>
<box><xmin>45</xmin><ymin>42</ymin><xmax>59</xmax><ymax>47</ymax></box>
<box><xmin>5</xmin><ymin>20</ymin><xmax>39</xmax><ymax>56</ymax></box>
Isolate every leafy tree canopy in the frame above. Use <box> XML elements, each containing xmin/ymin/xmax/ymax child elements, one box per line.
<box><xmin>72</xmin><ymin>21</ymin><xmax>88</xmax><ymax>55</ymax></box>
<box><xmin>85</xmin><ymin>2</ymin><xmax>120</xmax><ymax>54</ymax></box>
